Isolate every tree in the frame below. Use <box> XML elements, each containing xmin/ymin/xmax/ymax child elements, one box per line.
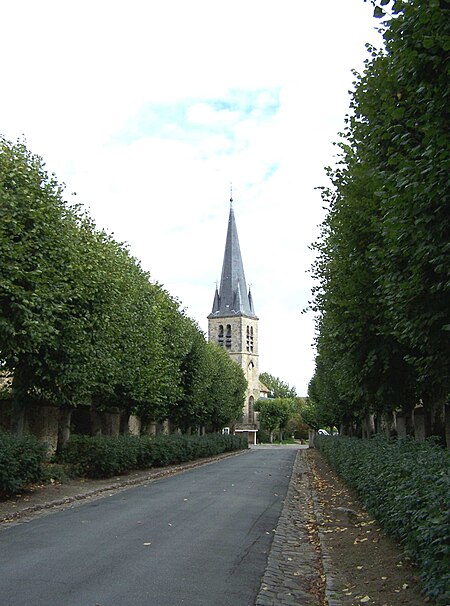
<box><xmin>365</xmin><ymin>0</ymin><xmax>450</xmax><ymax>439</ymax></box>
<box><xmin>206</xmin><ymin>343</ymin><xmax>247</xmax><ymax>431</ymax></box>
<box><xmin>255</xmin><ymin>398</ymin><xmax>292</xmax><ymax>443</ymax></box>
<box><xmin>308</xmin><ymin>0</ymin><xmax>449</xmax><ymax>443</ymax></box>
<box><xmin>0</xmin><ymin>137</ymin><xmax>81</xmax><ymax>430</ymax></box>
<box><xmin>285</xmin><ymin>398</ymin><xmax>310</xmax><ymax>440</ymax></box>
<box><xmin>168</xmin><ymin>319</ymin><xmax>210</xmax><ymax>432</ymax></box>
<box><xmin>0</xmin><ymin>136</ymin><xmax>258</xmax><ymax>446</ymax></box>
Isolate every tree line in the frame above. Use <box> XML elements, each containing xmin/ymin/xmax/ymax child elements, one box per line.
<box><xmin>256</xmin><ymin>372</ymin><xmax>309</xmax><ymax>442</ymax></box>
<box><xmin>307</xmin><ymin>0</ymin><xmax>449</xmax><ymax>443</ymax></box>
<box><xmin>0</xmin><ymin>136</ymin><xmax>247</xmax><ymax>447</ymax></box>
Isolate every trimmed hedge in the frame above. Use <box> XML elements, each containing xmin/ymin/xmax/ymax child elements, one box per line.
<box><xmin>58</xmin><ymin>433</ymin><xmax>248</xmax><ymax>479</ymax></box>
<box><xmin>0</xmin><ymin>431</ymin><xmax>48</xmax><ymax>494</ymax></box>
<box><xmin>316</xmin><ymin>435</ymin><xmax>450</xmax><ymax>605</ymax></box>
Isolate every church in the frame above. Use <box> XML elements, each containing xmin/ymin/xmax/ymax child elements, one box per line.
<box><xmin>207</xmin><ymin>196</ymin><xmax>263</xmax><ymax>445</ymax></box>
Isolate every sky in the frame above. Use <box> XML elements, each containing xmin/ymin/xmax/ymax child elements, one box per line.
<box><xmin>0</xmin><ymin>1</ymin><xmax>384</xmax><ymax>396</ymax></box>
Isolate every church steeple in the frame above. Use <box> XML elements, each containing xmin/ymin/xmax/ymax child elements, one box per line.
<box><xmin>208</xmin><ymin>200</ymin><xmax>256</xmax><ymax>319</ymax></box>
<box><xmin>207</xmin><ymin>192</ymin><xmax>260</xmax><ymax>443</ymax></box>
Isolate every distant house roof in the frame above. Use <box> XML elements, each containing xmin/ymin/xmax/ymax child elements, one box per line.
<box><xmin>208</xmin><ymin>200</ymin><xmax>257</xmax><ymax>320</ymax></box>
<box><xmin>259</xmin><ymin>381</ymin><xmax>270</xmax><ymax>394</ymax></box>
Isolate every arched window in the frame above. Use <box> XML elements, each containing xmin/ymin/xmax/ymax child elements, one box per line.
<box><xmin>246</xmin><ymin>326</ymin><xmax>250</xmax><ymax>351</ymax></box>
<box><xmin>218</xmin><ymin>324</ymin><xmax>224</xmax><ymax>347</ymax></box>
<box><xmin>248</xmin><ymin>396</ymin><xmax>254</xmax><ymax>424</ymax></box>
<box><xmin>225</xmin><ymin>324</ymin><xmax>232</xmax><ymax>349</ymax></box>
<box><xmin>250</xmin><ymin>326</ymin><xmax>254</xmax><ymax>352</ymax></box>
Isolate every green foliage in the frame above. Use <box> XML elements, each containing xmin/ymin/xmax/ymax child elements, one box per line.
<box><xmin>137</xmin><ymin>434</ymin><xmax>248</xmax><ymax>467</ymax></box>
<box><xmin>58</xmin><ymin>433</ymin><xmax>248</xmax><ymax>479</ymax></box>
<box><xmin>204</xmin><ymin>343</ymin><xmax>247</xmax><ymax>430</ymax></box>
<box><xmin>0</xmin><ymin>430</ymin><xmax>48</xmax><ymax>493</ymax></box>
<box><xmin>255</xmin><ymin>398</ymin><xmax>293</xmax><ymax>439</ymax></box>
<box><xmin>40</xmin><ymin>462</ymin><xmax>73</xmax><ymax>484</ymax></box>
<box><xmin>0</xmin><ymin>136</ymin><xmax>247</xmax><ymax>438</ymax></box>
<box><xmin>57</xmin><ymin>435</ymin><xmax>139</xmax><ymax>478</ymax></box>
<box><xmin>309</xmin><ymin>0</ymin><xmax>450</xmax><ymax>439</ymax></box>
<box><xmin>316</xmin><ymin>435</ymin><xmax>450</xmax><ymax>604</ymax></box>
<box><xmin>285</xmin><ymin>399</ymin><xmax>310</xmax><ymax>439</ymax></box>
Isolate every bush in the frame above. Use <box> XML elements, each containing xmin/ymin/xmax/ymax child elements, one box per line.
<box><xmin>316</xmin><ymin>435</ymin><xmax>450</xmax><ymax>605</ymax></box>
<box><xmin>58</xmin><ymin>435</ymin><xmax>140</xmax><ymax>478</ymax></box>
<box><xmin>58</xmin><ymin>433</ymin><xmax>248</xmax><ymax>479</ymax></box>
<box><xmin>257</xmin><ymin>429</ymin><xmax>271</xmax><ymax>443</ymax></box>
<box><xmin>0</xmin><ymin>431</ymin><xmax>48</xmax><ymax>494</ymax></box>
<box><xmin>40</xmin><ymin>463</ymin><xmax>73</xmax><ymax>484</ymax></box>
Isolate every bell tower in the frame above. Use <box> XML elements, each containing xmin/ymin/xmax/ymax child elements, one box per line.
<box><xmin>208</xmin><ymin>195</ymin><xmax>259</xmax><ymax>441</ymax></box>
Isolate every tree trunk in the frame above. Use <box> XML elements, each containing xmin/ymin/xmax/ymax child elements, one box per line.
<box><xmin>269</xmin><ymin>429</ymin><xmax>274</xmax><ymax>443</ymax></box>
<box><xmin>381</xmin><ymin>411</ymin><xmax>397</xmax><ymax>438</ymax></box>
<box><xmin>57</xmin><ymin>407</ymin><xmax>73</xmax><ymax>454</ymax></box>
<box><xmin>362</xmin><ymin>413</ymin><xmax>375</xmax><ymax>438</ymax></box>
<box><xmin>11</xmin><ymin>373</ymin><xmax>26</xmax><ymax>435</ymax></box>
<box><xmin>402</xmin><ymin>406</ymin><xmax>415</xmax><ymax>438</ymax></box>
<box><xmin>120</xmin><ymin>411</ymin><xmax>129</xmax><ymax>435</ymax></box>
<box><xmin>10</xmin><ymin>401</ymin><xmax>26</xmax><ymax>435</ymax></box>
<box><xmin>423</xmin><ymin>396</ymin><xmax>446</xmax><ymax>446</ymax></box>
<box><xmin>146</xmin><ymin>421</ymin><xmax>157</xmax><ymax>435</ymax></box>
<box><xmin>90</xmin><ymin>403</ymin><xmax>102</xmax><ymax>436</ymax></box>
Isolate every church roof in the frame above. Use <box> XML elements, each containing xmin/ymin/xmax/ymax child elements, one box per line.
<box><xmin>208</xmin><ymin>200</ymin><xmax>257</xmax><ymax>319</ymax></box>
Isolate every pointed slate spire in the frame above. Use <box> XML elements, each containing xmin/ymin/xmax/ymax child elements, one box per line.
<box><xmin>248</xmin><ymin>288</ymin><xmax>255</xmax><ymax>314</ymax></box>
<box><xmin>211</xmin><ymin>286</ymin><xmax>220</xmax><ymax>313</ymax></box>
<box><xmin>209</xmin><ymin>197</ymin><xmax>256</xmax><ymax>318</ymax></box>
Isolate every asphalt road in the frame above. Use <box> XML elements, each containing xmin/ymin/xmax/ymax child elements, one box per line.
<box><xmin>0</xmin><ymin>447</ymin><xmax>299</xmax><ymax>606</ymax></box>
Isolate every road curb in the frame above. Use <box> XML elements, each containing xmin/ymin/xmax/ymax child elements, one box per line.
<box><xmin>309</xmin><ymin>451</ymin><xmax>343</xmax><ymax>606</ymax></box>
<box><xmin>255</xmin><ymin>448</ymin><xmax>343</xmax><ymax>606</ymax></box>
<box><xmin>255</xmin><ymin>449</ymin><xmax>321</xmax><ymax>605</ymax></box>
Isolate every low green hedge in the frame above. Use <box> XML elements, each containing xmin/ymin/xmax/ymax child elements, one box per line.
<box><xmin>316</xmin><ymin>435</ymin><xmax>450</xmax><ymax>605</ymax></box>
<box><xmin>0</xmin><ymin>431</ymin><xmax>48</xmax><ymax>494</ymax></box>
<box><xmin>58</xmin><ymin>433</ymin><xmax>248</xmax><ymax>479</ymax></box>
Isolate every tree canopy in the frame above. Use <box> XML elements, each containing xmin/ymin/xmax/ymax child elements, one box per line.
<box><xmin>0</xmin><ymin>136</ymin><xmax>247</xmax><ymax>438</ymax></box>
<box><xmin>308</xmin><ymin>0</ymin><xmax>449</xmax><ymax>442</ymax></box>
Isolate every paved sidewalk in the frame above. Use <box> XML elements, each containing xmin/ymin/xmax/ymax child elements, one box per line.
<box><xmin>255</xmin><ymin>448</ymin><xmax>332</xmax><ymax>606</ymax></box>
